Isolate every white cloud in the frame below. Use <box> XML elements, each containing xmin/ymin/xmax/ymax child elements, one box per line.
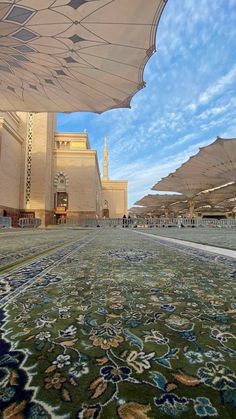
<box><xmin>199</xmin><ymin>64</ymin><xmax>236</xmax><ymax>105</ymax></box>
<box><xmin>197</xmin><ymin>105</ymin><xmax>228</xmax><ymax>120</ymax></box>
<box><xmin>186</xmin><ymin>103</ymin><xmax>197</xmax><ymax>112</ymax></box>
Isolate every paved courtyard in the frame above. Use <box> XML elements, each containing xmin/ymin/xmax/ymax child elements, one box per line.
<box><xmin>138</xmin><ymin>227</ymin><xmax>236</xmax><ymax>250</ymax></box>
<box><xmin>0</xmin><ymin>228</ymin><xmax>235</xmax><ymax>418</ymax></box>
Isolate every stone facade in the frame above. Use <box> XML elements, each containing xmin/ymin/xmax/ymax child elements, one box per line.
<box><xmin>0</xmin><ymin>112</ymin><xmax>127</xmax><ymax>226</ymax></box>
<box><xmin>102</xmin><ymin>180</ymin><xmax>128</xmax><ymax>218</ymax></box>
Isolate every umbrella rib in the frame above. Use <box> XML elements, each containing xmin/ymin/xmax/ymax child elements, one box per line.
<box><xmin>0</xmin><ymin>88</ymin><xmax>22</xmax><ymax>111</ymax></box>
<box><xmin>34</xmin><ymin>82</ymin><xmax>60</xmax><ymax>108</ymax></box>
<box><xmin>80</xmin><ymin>50</ymin><xmax>140</xmax><ymax>69</ymax></box>
<box><xmin>39</xmin><ymin>81</ymin><xmax>100</xmax><ymax>112</ymax></box>
<box><xmin>73</xmin><ymin>53</ymin><xmax>139</xmax><ymax>84</ymax></box>
<box><xmin>55</xmin><ymin>76</ymin><xmax>114</xmax><ymax>109</ymax></box>
<box><xmin>62</xmin><ymin>70</ymin><xmax>128</xmax><ymax>102</ymax></box>
<box><xmin>80</xmin><ymin>0</ymin><xmax>114</xmax><ymax>24</ymax></box>
<box><xmin>83</xmin><ymin>22</ymin><xmax>157</xmax><ymax>26</ymax></box>
<box><xmin>66</xmin><ymin>67</ymin><xmax>134</xmax><ymax>95</ymax></box>
<box><xmin>79</xmin><ymin>21</ymin><xmax>113</xmax><ymax>44</ymax></box>
<box><xmin>80</xmin><ymin>21</ymin><xmax>147</xmax><ymax>51</ymax></box>
<box><xmin>28</xmin><ymin>22</ymin><xmax>75</xmax><ymax>37</ymax></box>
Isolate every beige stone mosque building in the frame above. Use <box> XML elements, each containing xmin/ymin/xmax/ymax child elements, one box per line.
<box><xmin>0</xmin><ymin>112</ymin><xmax>127</xmax><ymax>226</ymax></box>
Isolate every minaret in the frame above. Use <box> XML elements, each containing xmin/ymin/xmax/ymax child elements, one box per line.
<box><xmin>102</xmin><ymin>136</ymin><xmax>109</xmax><ymax>180</ymax></box>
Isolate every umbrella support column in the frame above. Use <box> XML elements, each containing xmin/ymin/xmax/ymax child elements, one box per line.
<box><xmin>188</xmin><ymin>200</ymin><xmax>195</xmax><ymax>219</ymax></box>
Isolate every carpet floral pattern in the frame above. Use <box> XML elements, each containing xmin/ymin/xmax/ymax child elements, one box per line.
<box><xmin>0</xmin><ymin>229</ymin><xmax>90</xmax><ymax>271</ymax></box>
<box><xmin>0</xmin><ymin>229</ymin><xmax>235</xmax><ymax>418</ymax></box>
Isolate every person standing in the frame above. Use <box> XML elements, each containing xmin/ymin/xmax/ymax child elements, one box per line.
<box><xmin>122</xmin><ymin>214</ymin><xmax>127</xmax><ymax>228</ymax></box>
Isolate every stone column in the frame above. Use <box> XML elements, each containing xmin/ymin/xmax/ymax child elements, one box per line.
<box><xmin>102</xmin><ymin>136</ymin><xmax>109</xmax><ymax>180</ymax></box>
<box><xmin>188</xmin><ymin>199</ymin><xmax>195</xmax><ymax>218</ymax></box>
<box><xmin>25</xmin><ymin>113</ymin><xmax>55</xmax><ymax>226</ymax></box>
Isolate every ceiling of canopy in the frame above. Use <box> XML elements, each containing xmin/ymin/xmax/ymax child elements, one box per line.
<box><xmin>0</xmin><ymin>0</ymin><xmax>167</xmax><ymax>112</ymax></box>
<box><xmin>152</xmin><ymin>175</ymin><xmax>221</xmax><ymax>197</ymax></box>
<box><xmin>135</xmin><ymin>194</ymin><xmax>186</xmax><ymax>207</ymax></box>
<box><xmin>194</xmin><ymin>183</ymin><xmax>236</xmax><ymax>206</ymax></box>
<box><xmin>129</xmin><ymin>206</ymin><xmax>160</xmax><ymax>215</ymax></box>
<box><xmin>152</xmin><ymin>138</ymin><xmax>236</xmax><ymax>198</ymax></box>
<box><xmin>170</xmin><ymin>137</ymin><xmax>236</xmax><ymax>184</ymax></box>
<box><xmin>215</xmin><ymin>197</ymin><xmax>236</xmax><ymax>210</ymax></box>
<box><xmin>168</xmin><ymin>200</ymin><xmax>188</xmax><ymax>211</ymax></box>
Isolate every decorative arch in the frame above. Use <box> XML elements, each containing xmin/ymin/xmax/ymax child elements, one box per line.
<box><xmin>54</xmin><ymin>172</ymin><xmax>69</xmax><ymax>212</ymax></box>
<box><xmin>103</xmin><ymin>199</ymin><xmax>109</xmax><ymax>209</ymax></box>
<box><xmin>54</xmin><ymin>171</ymin><xmax>69</xmax><ymax>189</ymax></box>
<box><xmin>103</xmin><ymin>200</ymin><xmax>109</xmax><ymax>218</ymax></box>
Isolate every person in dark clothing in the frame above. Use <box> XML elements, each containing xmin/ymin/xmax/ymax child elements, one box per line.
<box><xmin>122</xmin><ymin>214</ymin><xmax>127</xmax><ymax>228</ymax></box>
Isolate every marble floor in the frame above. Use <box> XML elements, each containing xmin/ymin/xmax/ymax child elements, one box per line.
<box><xmin>137</xmin><ymin>227</ymin><xmax>236</xmax><ymax>250</ymax></box>
<box><xmin>0</xmin><ymin>228</ymin><xmax>235</xmax><ymax>418</ymax></box>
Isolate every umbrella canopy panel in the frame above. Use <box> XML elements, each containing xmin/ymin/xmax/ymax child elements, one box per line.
<box><xmin>135</xmin><ymin>194</ymin><xmax>186</xmax><ymax>207</ymax></box>
<box><xmin>129</xmin><ymin>206</ymin><xmax>159</xmax><ymax>216</ymax></box>
<box><xmin>152</xmin><ymin>175</ymin><xmax>220</xmax><ymax>198</ymax></box>
<box><xmin>195</xmin><ymin>183</ymin><xmax>236</xmax><ymax>207</ymax></box>
<box><xmin>168</xmin><ymin>200</ymin><xmax>189</xmax><ymax>211</ymax></box>
<box><xmin>129</xmin><ymin>206</ymin><xmax>146</xmax><ymax>215</ymax></box>
<box><xmin>172</xmin><ymin>138</ymin><xmax>236</xmax><ymax>184</ymax></box>
<box><xmin>0</xmin><ymin>0</ymin><xmax>167</xmax><ymax>112</ymax></box>
<box><xmin>213</xmin><ymin>197</ymin><xmax>236</xmax><ymax>211</ymax></box>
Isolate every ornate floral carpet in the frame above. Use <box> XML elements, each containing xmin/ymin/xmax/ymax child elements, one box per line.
<box><xmin>0</xmin><ymin>229</ymin><xmax>89</xmax><ymax>272</ymax></box>
<box><xmin>0</xmin><ymin>229</ymin><xmax>235</xmax><ymax>418</ymax></box>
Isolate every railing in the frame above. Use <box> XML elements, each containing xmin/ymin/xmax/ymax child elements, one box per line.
<box><xmin>18</xmin><ymin>218</ymin><xmax>41</xmax><ymax>228</ymax></box>
<box><xmin>80</xmin><ymin>218</ymin><xmax>124</xmax><ymax>228</ymax></box>
<box><xmin>66</xmin><ymin>217</ymin><xmax>236</xmax><ymax>229</ymax></box>
<box><xmin>133</xmin><ymin>217</ymin><xmax>236</xmax><ymax>228</ymax></box>
<box><xmin>0</xmin><ymin>216</ymin><xmax>12</xmax><ymax>228</ymax></box>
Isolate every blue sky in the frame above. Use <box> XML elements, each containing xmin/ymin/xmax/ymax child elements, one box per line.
<box><xmin>57</xmin><ymin>0</ymin><xmax>236</xmax><ymax>208</ymax></box>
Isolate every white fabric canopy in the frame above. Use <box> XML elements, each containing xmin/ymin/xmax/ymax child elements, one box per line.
<box><xmin>152</xmin><ymin>138</ymin><xmax>236</xmax><ymax>197</ymax></box>
<box><xmin>171</xmin><ymin>137</ymin><xmax>236</xmax><ymax>184</ymax></box>
<box><xmin>135</xmin><ymin>193</ymin><xmax>186</xmax><ymax>207</ymax></box>
<box><xmin>215</xmin><ymin>197</ymin><xmax>236</xmax><ymax>210</ymax></box>
<box><xmin>168</xmin><ymin>200</ymin><xmax>188</xmax><ymax>211</ymax></box>
<box><xmin>152</xmin><ymin>175</ymin><xmax>219</xmax><ymax>197</ymax></box>
<box><xmin>195</xmin><ymin>183</ymin><xmax>236</xmax><ymax>207</ymax></box>
<box><xmin>0</xmin><ymin>0</ymin><xmax>167</xmax><ymax>112</ymax></box>
<box><xmin>129</xmin><ymin>206</ymin><xmax>155</xmax><ymax>215</ymax></box>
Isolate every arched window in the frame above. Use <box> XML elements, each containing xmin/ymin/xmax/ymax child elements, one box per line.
<box><xmin>103</xmin><ymin>200</ymin><xmax>109</xmax><ymax>218</ymax></box>
<box><xmin>54</xmin><ymin>172</ymin><xmax>69</xmax><ymax>210</ymax></box>
<box><xmin>54</xmin><ymin>172</ymin><xmax>69</xmax><ymax>191</ymax></box>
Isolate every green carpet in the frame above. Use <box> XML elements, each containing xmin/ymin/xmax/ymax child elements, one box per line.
<box><xmin>0</xmin><ymin>229</ymin><xmax>235</xmax><ymax>418</ymax></box>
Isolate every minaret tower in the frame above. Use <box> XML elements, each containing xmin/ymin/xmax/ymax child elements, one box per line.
<box><xmin>102</xmin><ymin>136</ymin><xmax>109</xmax><ymax>180</ymax></box>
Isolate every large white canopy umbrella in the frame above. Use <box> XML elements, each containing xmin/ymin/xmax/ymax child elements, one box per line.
<box><xmin>129</xmin><ymin>206</ymin><xmax>161</xmax><ymax>216</ymax></box>
<box><xmin>129</xmin><ymin>206</ymin><xmax>146</xmax><ymax>215</ymax></box>
<box><xmin>152</xmin><ymin>176</ymin><xmax>221</xmax><ymax>217</ymax></box>
<box><xmin>194</xmin><ymin>182</ymin><xmax>236</xmax><ymax>207</ymax></box>
<box><xmin>135</xmin><ymin>194</ymin><xmax>188</xmax><ymax>217</ymax></box>
<box><xmin>171</xmin><ymin>137</ymin><xmax>236</xmax><ymax>184</ymax></box>
<box><xmin>210</xmin><ymin>197</ymin><xmax>236</xmax><ymax>211</ymax></box>
<box><xmin>168</xmin><ymin>200</ymin><xmax>188</xmax><ymax>212</ymax></box>
<box><xmin>0</xmin><ymin>0</ymin><xmax>167</xmax><ymax>112</ymax></box>
<box><xmin>135</xmin><ymin>193</ymin><xmax>186</xmax><ymax>207</ymax></box>
<box><xmin>152</xmin><ymin>175</ymin><xmax>219</xmax><ymax>198</ymax></box>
